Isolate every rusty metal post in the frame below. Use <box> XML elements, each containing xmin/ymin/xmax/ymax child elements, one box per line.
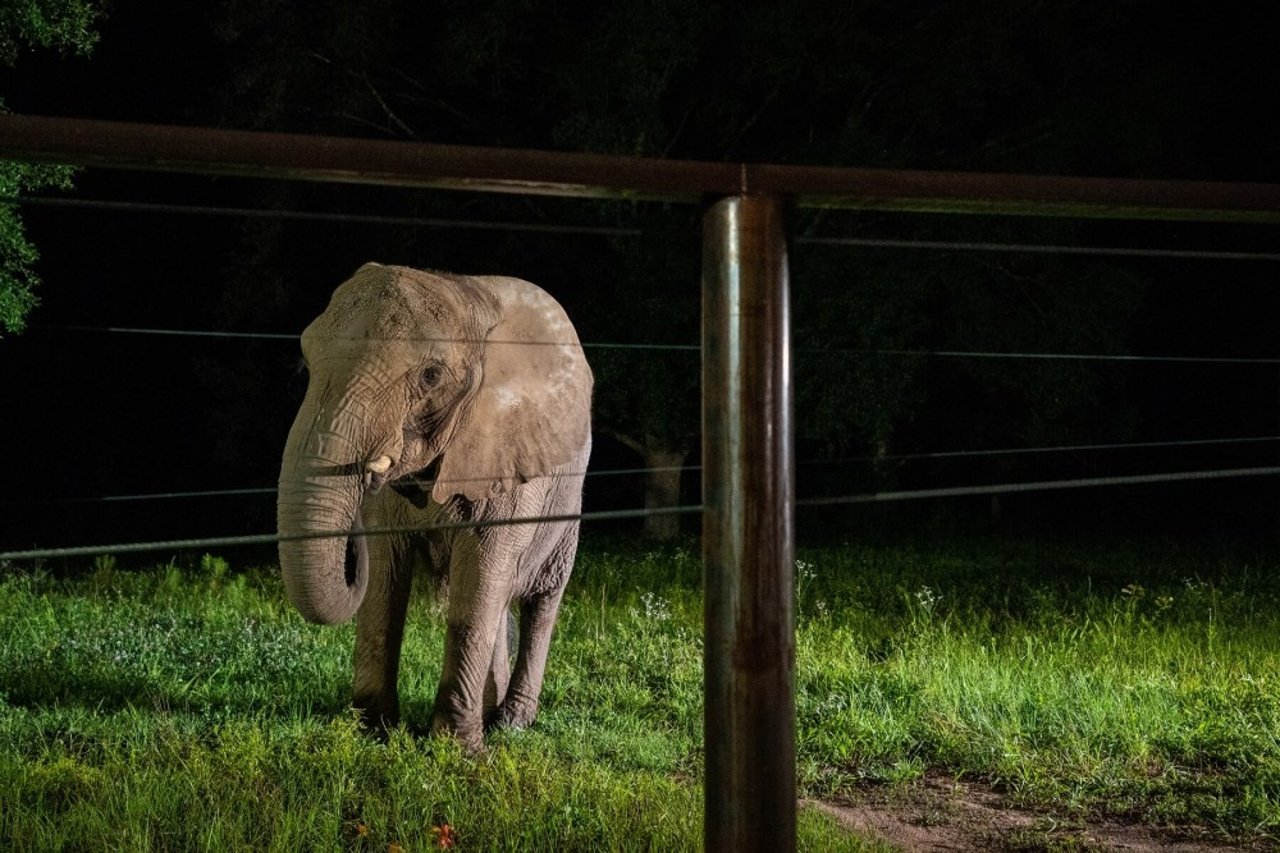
<box><xmin>702</xmin><ymin>194</ymin><xmax>795</xmax><ymax>852</ymax></box>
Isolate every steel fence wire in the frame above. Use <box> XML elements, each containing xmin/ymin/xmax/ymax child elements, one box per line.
<box><xmin>0</xmin><ymin>505</ymin><xmax>708</xmax><ymax>562</ymax></box>
<box><xmin>795</xmin><ymin>235</ymin><xmax>1280</xmax><ymax>262</ymax></box>
<box><xmin>798</xmin><ymin>466</ymin><xmax>1280</xmax><ymax>507</ymax></box>
<box><xmin>1</xmin><ymin>195</ymin><xmax>645</xmax><ymax>237</ymax></box>
<box><xmin>4</xmin><ymin>465</ymin><xmax>1277</xmax><ymax>563</ymax></box>
<box><xmin>40</xmin><ymin>325</ymin><xmax>701</xmax><ymax>351</ymax></box>
<box><xmin>821</xmin><ymin>435</ymin><xmax>1280</xmax><ymax>464</ymax></box>
<box><xmin>864</xmin><ymin>348</ymin><xmax>1280</xmax><ymax>365</ymax></box>
<box><xmin>31</xmin><ymin>324</ymin><xmax>1280</xmax><ymax>364</ymax></box>
<box><xmin>9</xmin><ymin>192</ymin><xmax>1280</xmax><ymax>260</ymax></box>
<box><xmin>12</xmin><ymin>435</ymin><xmax>1277</xmax><ymax>507</ymax></box>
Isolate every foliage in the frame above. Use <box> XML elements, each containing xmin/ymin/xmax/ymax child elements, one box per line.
<box><xmin>0</xmin><ymin>0</ymin><xmax>103</xmax><ymax>335</ymax></box>
<box><xmin>0</xmin><ymin>159</ymin><xmax>75</xmax><ymax>334</ymax></box>
<box><xmin>0</xmin><ymin>0</ymin><xmax>99</xmax><ymax>65</ymax></box>
<box><xmin>2</xmin><ymin>537</ymin><xmax>1280</xmax><ymax>846</ymax></box>
<box><xmin>792</xmin><ymin>245</ymin><xmax>931</xmax><ymax>462</ymax></box>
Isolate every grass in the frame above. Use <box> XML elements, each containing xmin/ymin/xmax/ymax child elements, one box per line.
<box><xmin>1</xmin><ymin>535</ymin><xmax>1278</xmax><ymax>849</ymax></box>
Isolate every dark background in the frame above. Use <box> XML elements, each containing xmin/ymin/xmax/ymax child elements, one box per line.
<box><xmin>0</xmin><ymin>0</ymin><xmax>1277</xmax><ymax>559</ymax></box>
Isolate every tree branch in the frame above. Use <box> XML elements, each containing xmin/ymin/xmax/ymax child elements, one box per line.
<box><xmin>388</xmin><ymin>68</ymin><xmax>483</xmax><ymax>129</ymax></box>
<box><xmin>597</xmin><ymin>424</ymin><xmax>645</xmax><ymax>455</ymax></box>
<box><xmin>363</xmin><ymin>72</ymin><xmax>418</xmax><ymax>139</ymax></box>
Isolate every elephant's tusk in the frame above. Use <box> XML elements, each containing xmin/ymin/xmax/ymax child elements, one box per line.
<box><xmin>366</xmin><ymin>456</ymin><xmax>393</xmax><ymax>474</ymax></box>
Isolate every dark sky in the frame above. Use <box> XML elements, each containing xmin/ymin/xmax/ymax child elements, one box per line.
<box><xmin>1</xmin><ymin>2</ymin><xmax>1277</xmax><ymax>556</ymax></box>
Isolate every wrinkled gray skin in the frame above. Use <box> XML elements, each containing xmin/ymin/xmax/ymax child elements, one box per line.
<box><xmin>277</xmin><ymin>263</ymin><xmax>593</xmax><ymax>751</ymax></box>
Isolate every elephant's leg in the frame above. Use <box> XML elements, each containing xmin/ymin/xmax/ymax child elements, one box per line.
<box><xmin>483</xmin><ymin>607</ymin><xmax>515</xmax><ymax>719</ymax></box>
<box><xmin>430</xmin><ymin>541</ymin><xmax>516</xmax><ymax>752</ymax></box>
<box><xmin>352</xmin><ymin>536</ymin><xmax>412</xmax><ymax>732</ymax></box>
<box><xmin>491</xmin><ymin>585</ymin><xmax>567</xmax><ymax>731</ymax></box>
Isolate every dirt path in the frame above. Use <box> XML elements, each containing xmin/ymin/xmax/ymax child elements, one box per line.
<box><xmin>810</xmin><ymin>773</ymin><xmax>1270</xmax><ymax>851</ymax></box>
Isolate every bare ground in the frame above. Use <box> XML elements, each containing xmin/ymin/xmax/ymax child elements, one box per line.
<box><xmin>809</xmin><ymin>773</ymin><xmax>1274</xmax><ymax>852</ymax></box>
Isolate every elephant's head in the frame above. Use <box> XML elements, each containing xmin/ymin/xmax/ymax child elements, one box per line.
<box><xmin>277</xmin><ymin>263</ymin><xmax>592</xmax><ymax>625</ymax></box>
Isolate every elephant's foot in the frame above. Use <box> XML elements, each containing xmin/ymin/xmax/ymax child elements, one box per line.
<box><xmin>430</xmin><ymin>710</ymin><xmax>485</xmax><ymax>754</ymax></box>
<box><xmin>353</xmin><ymin>692</ymin><xmax>400</xmax><ymax>738</ymax></box>
<box><xmin>430</xmin><ymin>688</ymin><xmax>486</xmax><ymax>753</ymax></box>
<box><xmin>486</xmin><ymin>698</ymin><xmax>538</xmax><ymax>732</ymax></box>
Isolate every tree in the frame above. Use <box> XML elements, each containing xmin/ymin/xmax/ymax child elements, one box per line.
<box><xmin>0</xmin><ymin>0</ymin><xmax>103</xmax><ymax>334</ymax></box>
<box><xmin>571</xmin><ymin>217</ymin><xmax>703</xmax><ymax>540</ymax></box>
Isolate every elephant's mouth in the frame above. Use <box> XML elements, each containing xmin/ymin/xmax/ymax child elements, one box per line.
<box><xmin>390</xmin><ymin>459</ymin><xmax>438</xmax><ymax>510</ymax></box>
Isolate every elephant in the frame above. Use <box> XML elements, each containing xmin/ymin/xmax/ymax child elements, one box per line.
<box><xmin>277</xmin><ymin>262</ymin><xmax>593</xmax><ymax>751</ymax></box>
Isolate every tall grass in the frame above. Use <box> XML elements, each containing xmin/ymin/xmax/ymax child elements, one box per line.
<box><xmin>1</xmin><ymin>536</ymin><xmax>1278</xmax><ymax>848</ymax></box>
<box><xmin>790</xmin><ymin>539</ymin><xmax>1280</xmax><ymax>835</ymax></box>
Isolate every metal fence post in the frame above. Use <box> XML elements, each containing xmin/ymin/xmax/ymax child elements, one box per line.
<box><xmin>702</xmin><ymin>194</ymin><xmax>796</xmax><ymax>852</ymax></box>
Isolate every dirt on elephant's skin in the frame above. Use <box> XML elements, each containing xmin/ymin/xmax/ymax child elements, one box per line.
<box><xmin>809</xmin><ymin>772</ymin><xmax>1270</xmax><ymax>851</ymax></box>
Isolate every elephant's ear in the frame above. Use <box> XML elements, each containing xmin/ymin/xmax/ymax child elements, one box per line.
<box><xmin>432</xmin><ymin>279</ymin><xmax>592</xmax><ymax>504</ymax></box>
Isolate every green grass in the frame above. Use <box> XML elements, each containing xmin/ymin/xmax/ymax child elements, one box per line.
<box><xmin>790</xmin><ymin>538</ymin><xmax>1280</xmax><ymax>836</ymax></box>
<box><xmin>2</xmin><ymin>536</ymin><xmax>1279</xmax><ymax>849</ymax></box>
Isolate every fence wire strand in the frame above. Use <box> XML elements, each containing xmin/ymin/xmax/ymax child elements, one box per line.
<box><xmin>2</xmin><ymin>195</ymin><xmax>644</xmax><ymax>237</ymax></box>
<box><xmin>834</xmin><ymin>434</ymin><xmax>1280</xmax><ymax>464</ymax></box>
<box><xmin>799</xmin><ymin>466</ymin><xmax>1280</xmax><ymax>507</ymax></box>
<box><xmin>42</xmin><ymin>325</ymin><xmax>701</xmax><ymax>352</ymax></box>
<box><xmin>16</xmin><ymin>435</ymin><xmax>1276</xmax><ymax>507</ymax></box>
<box><xmin>835</xmin><ymin>348</ymin><xmax>1280</xmax><ymax>365</ymax></box>
<box><xmin>4</xmin><ymin>465</ymin><xmax>1277</xmax><ymax>563</ymax></box>
<box><xmin>10</xmin><ymin>194</ymin><xmax>1278</xmax><ymax>261</ymax></box>
<box><xmin>17</xmin><ymin>462</ymin><xmax>699</xmax><ymax>506</ymax></box>
<box><xmin>795</xmin><ymin>235</ymin><xmax>1280</xmax><ymax>262</ymax></box>
<box><xmin>34</xmin><ymin>324</ymin><xmax>1279</xmax><ymax>364</ymax></box>
<box><xmin>0</xmin><ymin>505</ymin><xmax>705</xmax><ymax>562</ymax></box>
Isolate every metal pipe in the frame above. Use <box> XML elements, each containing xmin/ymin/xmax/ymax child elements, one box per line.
<box><xmin>2</xmin><ymin>114</ymin><xmax>1279</xmax><ymax>220</ymax></box>
<box><xmin>702</xmin><ymin>194</ymin><xmax>796</xmax><ymax>852</ymax></box>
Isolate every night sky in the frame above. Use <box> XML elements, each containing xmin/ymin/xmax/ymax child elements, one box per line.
<box><xmin>1</xmin><ymin>1</ymin><xmax>1277</xmax><ymax>558</ymax></box>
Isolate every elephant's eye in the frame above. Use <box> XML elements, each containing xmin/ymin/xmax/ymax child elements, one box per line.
<box><xmin>421</xmin><ymin>364</ymin><xmax>444</xmax><ymax>388</ymax></box>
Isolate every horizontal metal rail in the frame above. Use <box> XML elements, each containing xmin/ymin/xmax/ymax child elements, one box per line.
<box><xmin>2</xmin><ymin>115</ymin><xmax>1279</xmax><ymax>221</ymax></box>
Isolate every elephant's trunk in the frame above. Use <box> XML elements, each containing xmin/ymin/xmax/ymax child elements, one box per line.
<box><xmin>277</xmin><ymin>427</ymin><xmax>370</xmax><ymax>626</ymax></box>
